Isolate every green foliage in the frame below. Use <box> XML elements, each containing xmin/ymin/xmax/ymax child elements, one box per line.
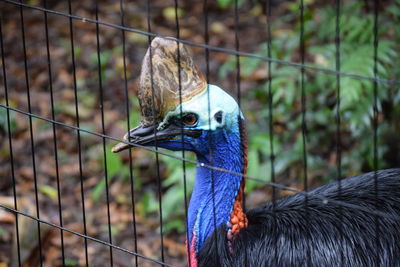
<box><xmin>59</xmin><ymin>39</ymin><xmax>82</xmax><ymax>58</ymax></box>
<box><xmin>137</xmin><ymin>190</ymin><xmax>159</xmax><ymax>215</ymax></box>
<box><xmin>129</xmin><ymin>96</ymin><xmax>141</xmax><ymax>128</ymax></box>
<box><xmin>0</xmin><ymin>226</ymin><xmax>6</xmax><ymax>238</ymax></box>
<box><xmin>109</xmin><ymin>0</ymin><xmax>400</xmax><ymax>235</ymax></box>
<box><xmin>246</xmin><ymin>133</ymin><xmax>281</xmax><ymax>192</ymax></box>
<box><xmin>92</xmin><ymin>144</ymin><xmax>130</xmax><ymax>203</ymax></box>
<box><xmin>219</xmin><ymin>0</ymin><xmax>400</xmax><ymax>183</ymax></box>
<box><xmin>90</xmin><ymin>45</ymin><xmax>123</xmax><ymax>82</ymax></box>
<box><xmin>0</xmin><ymin>108</ymin><xmax>17</xmax><ymax>134</ymax></box>
<box><xmin>65</xmin><ymin>258</ymin><xmax>78</xmax><ymax>267</ymax></box>
<box><xmin>162</xmin><ymin>7</ymin><xmax>184</xmax><ymax>21</ymax></box>
<box><xmin>217</xmin><ymin>0</ymin><xmax>245</xmax><ymax>9</ymax></box>
<box><xmin>90</xmin><ymin>97</ymin><xmax>143</xmax><ymax>202</ymax></box>
<box><xmin>159</xmin><ymin>152</ymin><xmax>196</xmax><ymax>233</ymax></box>
<box><xmin>38</xmin><ymin>185</ymin><xmax>58</xmax><ymax>200</ymax></box>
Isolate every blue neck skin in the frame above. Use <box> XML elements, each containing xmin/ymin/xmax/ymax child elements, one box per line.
<box><xmin>188</xmin><ymin>126</ymin><xmax>245</xmax><ymax>254</ymax></box>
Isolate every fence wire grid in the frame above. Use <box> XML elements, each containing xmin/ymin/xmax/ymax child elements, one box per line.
<box><xmin>0</xmin><ymin>0</ymin><xmax>399</xmax><ymax>266</ymax></box>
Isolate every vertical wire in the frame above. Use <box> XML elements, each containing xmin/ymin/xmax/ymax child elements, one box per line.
<box><xmin>173</xmin><ymin>1</ymin><xmax>191</xmax><ymax>266</ymax></box>
<box><xmin>118</xmin><ymin>1</ymin><xmax>138</xmax><ymax>266</ymax></box>
<box><xmin>0</xmin><ymin>16</ymin><xmax>22</xmax><ymax>267</ymax></box>
<box><xmin>18</xmin><ymin>2</ymin><xmax>43</xmax><ymax>266</ymax></box>
<box><xmin>233</xmin><ymin>2</ymin><xmax>248</xmax><ymax>265</ymax></box>
<box><xmin>265</xmin><ymin>0</ymin><xmax>277</xmax><ymax>264</ymax></box>
<box><xmin>372</xmin><ymin>0</ymin><xmax>380</xmax><ymax>265</ymax></box>
<box><xmin>234</xmin><ymin>0</ymin><xmax>246</xmax><ymax>212</ymax></box>
<box><xmin>299</xmin><ymin>0</ymin><xmax>310</xmax><ymax>265</ymax></box>
<box><xmin>203</xmin><ymin>0</ymin><xmax>219</xmax><ymax>262</ymax></box>
<box><xmin>94</xmin><ymin>1</ymin><xmax>114</xmax><ymax>265</ymax></box>
<box><xmin>146</xmin><ymin>1</ymin><xmax>165</xmax><ymax>263</ymax></box>
<box><xmin>42</xmin><ymin>0</ymin><xmax>65</xmax><ymax>265</ymax></box>
<box><xmin>334</xmin><ymin>0</ymin><xmax>344</xmax><ymax>266</ymax></box>
<box><xmin>234</xmin><ymin>1</ymin><xmax>241</xmax><ymax>110</ymax></box>
<box><xmin>67</xmin><ymin>1</ymin><xmax>89</xmax><ymax>265</ymax></box>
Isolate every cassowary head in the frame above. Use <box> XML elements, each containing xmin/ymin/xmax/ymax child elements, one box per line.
<box><xmin>112</xmin><ymin>37</ymin><xmax>242</xmax><ymax>155</ymax></box>
<box><xmin>113</xmin><ymin>37</ymin><xmax>248</xmax><ymax>265</ymax></box>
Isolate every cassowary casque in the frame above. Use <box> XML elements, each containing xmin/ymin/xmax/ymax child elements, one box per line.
<box><xmin>113</xmin><ymin>37</ymin><xmax>400</xmax><ymax>267</ymax></box>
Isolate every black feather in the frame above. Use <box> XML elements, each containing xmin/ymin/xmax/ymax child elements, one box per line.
<box><xmin>198</xmin><ymin>169</ymin><xmax>400</xmax><ymax>267</ymax></box>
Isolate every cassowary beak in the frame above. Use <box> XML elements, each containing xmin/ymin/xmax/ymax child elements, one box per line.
<box><xmin>111</xmin><ymin>124</ymin><xmax>201</xmax><ymax>153</ymax></box>
<box><xmin>111</xmin><ymin>125</ymin><xmax>156</xmax><ymax>153</ymax></box>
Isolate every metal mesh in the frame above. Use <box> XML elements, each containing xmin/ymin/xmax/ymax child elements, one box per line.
<box><xmin>0</xmin><ymin>0</ymin><xmax>398</xmax><ymax>266</ymax></box>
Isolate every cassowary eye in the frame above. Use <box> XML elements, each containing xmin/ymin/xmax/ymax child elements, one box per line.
<box><xmin>214</xmin><ymin>111</ymin><xmax>223</xmax><ymax>123</ymax></box>
<box><xmin>181</xmin><ymin>113</ymin><xmax>198</xmax><ymax>126</ymax></box>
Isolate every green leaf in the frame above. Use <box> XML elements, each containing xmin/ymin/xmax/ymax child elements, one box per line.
<box><xmin>217</xmin><ymin>0</ymin><xmax>244</xmax><ymax>9</ymax></box>
<box><xmin>162</xmin><ymin>7</ymin><xmax>184</xmax><ymax>21</ymax></box>
<box><xmin>91</xmin><ymin>145</ymin><xmax>129</xmax><ymax>203</ymax></box>
<box><xmin>38</xmin><ymin>185</ymin><xmax>58</xmax><ymax>200</ymax></box>
<box><xmin>0</xmin><ymin>108</ymin><xmax>17</xmax><ymax>133</ymax></box>
<box><xmin>91</xmin><ymin>179</ymin><xmax>106</xmax><ymax>203</ymax></box>
<box><xmin>65</xmin><ymin>258</ymin><xmax>78</xmax><ymax>267</ymax></box>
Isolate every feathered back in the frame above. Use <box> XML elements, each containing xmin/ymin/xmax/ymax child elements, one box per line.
<box><xmin>198</xmin><ymin>169</ymin><xmax>400</xmax><ymax>267</ymax></box>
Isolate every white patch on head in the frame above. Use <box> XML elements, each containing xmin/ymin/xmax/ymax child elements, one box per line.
<box><xmin>158</xmin><ymin>84</ymin><xmax>243</xmax><ymax>131</ymax></box>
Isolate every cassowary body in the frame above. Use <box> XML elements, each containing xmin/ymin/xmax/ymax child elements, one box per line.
<box><xmin>113</xmin><ymin>37</ymin><xmax>400</xmax><ymax>266</ymax></box>
<box><xmin>199</xmin><ymin>169</ymin><xmax>400</xmax><ymax>266</ymax></box>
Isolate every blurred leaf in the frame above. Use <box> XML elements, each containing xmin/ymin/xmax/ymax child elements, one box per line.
<box><xmin>0</xmin><ymin>226</ymin><xmax>7</xmax><ymax>238</ymax></box>
<box><xmin>92</xmin><ymin>145</ymin><xmax>129</xmax><ymax>203</ymax></box>
<box><xmin>129</xmin><ymin>96</ymin><xmax>141</xmax><ymax>128</ymax></box>
<box><xmin>0</xmin><ymin>108</ymin><xmax>17</xmax><ymax>134</ymax></box>
<box><xmin>217</xmin><ymin>0</ymin><xmax>244</xmax><ymax>9</ymax></box>
<box><xmin>163</xmin><ymin>7</ymin><xmax>184</xmax><ymax>21</ymax></box>
<box><xmin>65</xmin><ymin>258</ymin><xmax>78</xmax><ymax>267</ymax></box>
<box><xmin>38</xmin><ymin>185</ymin><xmax>58</xmax><ymax>200</ymax></box>
<box><xmin>157</xmin><ymin>153</ymin><xmax>196</xmax><ymax>233</ymax></box>
<box><xmin>139</xmin><ymin>191</ymin><xmax>159</xmax><ymax>215</ymax></box>
<box><xmin>92</xmin><ymin>179</ymin><xmax>106</xmax><ymax>203</ymax></box>
<box><xmin>164</xmin><ymin>219</ymin><xmax>186</xmax><ymax>233</ymax></box>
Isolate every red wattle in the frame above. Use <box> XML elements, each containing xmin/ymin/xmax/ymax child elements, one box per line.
<box><xmin>188</xmin><ymin>236</ymin><xmax>198</xmax><ymax>267</ymax></box>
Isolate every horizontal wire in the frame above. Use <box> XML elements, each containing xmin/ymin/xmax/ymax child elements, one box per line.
<box><xmin>2</xmin><ymin>0</ymin><xmax>399</xmax><ymax>87</ymax></box>
<box><xmin>2</xmin><ymin>103</ymin><xmax>400</xmax><ymax>222</ymax></box>
<box><xmin>0</xmin><ymin>204</ymin><xmax>173</xmax><ymax>267</ymax></box>
<box><xmin>0</xmin><ymin>104</ymin><xmax>194</xmax><ymax>163</ymax></box>
<box><xmin>4</xmin><ymin>1</ymin><xmax>400</xmax><ymax>266</ymax></box>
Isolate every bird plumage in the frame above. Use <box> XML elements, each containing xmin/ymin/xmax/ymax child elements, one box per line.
<box><xmin>199</xmin><ymin>168</ymin><xmax>400</xmax><ymax>267</ymax></box>
<box><xmin>112</xmin><ymin>37</ymin><xmax>400</xmax><ymax>267</ymax></box>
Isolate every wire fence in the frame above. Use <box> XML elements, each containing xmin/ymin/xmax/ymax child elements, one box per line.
<box><xmin>0</xmin><ymin>0</ymin><xmax>399</xmax><ymax>266</ymax></box>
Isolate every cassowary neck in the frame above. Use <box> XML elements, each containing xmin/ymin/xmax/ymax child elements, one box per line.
<box><xmin>188</xmin><ymin>118</ymin><xmax>247</xmax><ymax>265</ymax></box>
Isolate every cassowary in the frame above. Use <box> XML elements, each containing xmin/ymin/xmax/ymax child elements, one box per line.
<box><xmin>112</xmin><ymin>37</ymin><xmax>400</xmax><ymax>266</ymax></box>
